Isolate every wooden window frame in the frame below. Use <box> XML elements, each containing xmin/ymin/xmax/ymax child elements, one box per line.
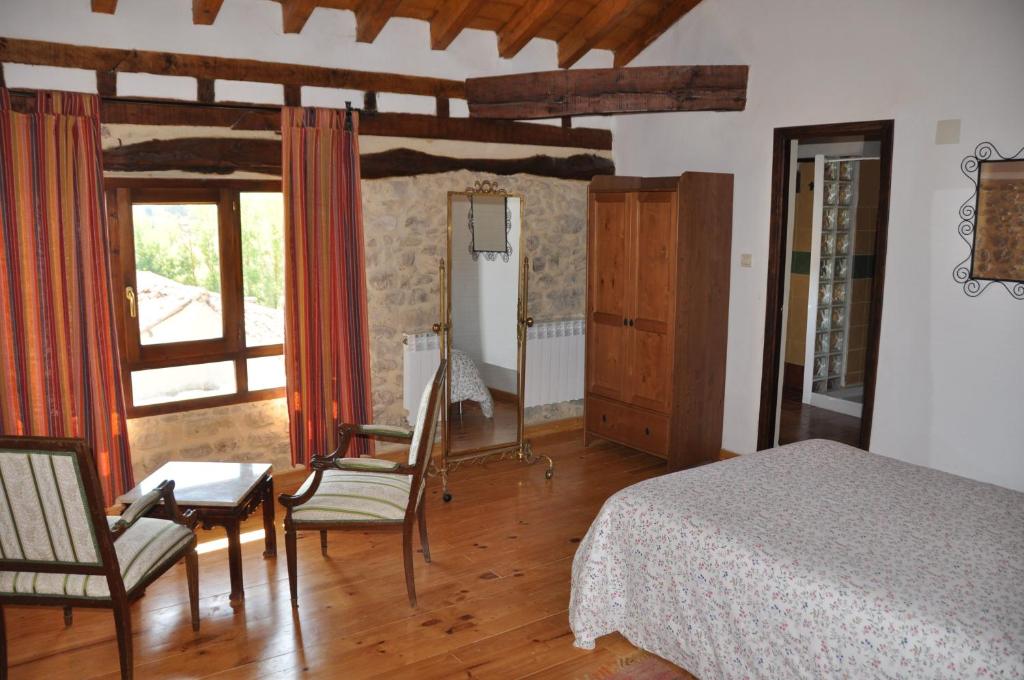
<box><xmin>106</xmin><ymin>178</ymin><xmax>286</xmax><ymax>418</ymax></box>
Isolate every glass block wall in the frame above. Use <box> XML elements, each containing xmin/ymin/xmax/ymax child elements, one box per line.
<box><xmin>812</xmin><ymin>160</ymin><xmax>857</xmax><ymax>395</ymax></box>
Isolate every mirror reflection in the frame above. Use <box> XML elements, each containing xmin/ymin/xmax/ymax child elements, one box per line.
<box><xmin>447</xmin><ymin>191</ymin><xmax>522</xmax><ymax>455</ymax></box>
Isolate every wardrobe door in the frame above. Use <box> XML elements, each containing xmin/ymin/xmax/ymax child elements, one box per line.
<box><xmin>587</xmin><ymin>192</ymin><xmax>632</xmax><ymax>401</ymax></box>
<box><xmin>624</xmin><ymin>190</ymin><xmax>677</xmax><ymax>413</ymax></box>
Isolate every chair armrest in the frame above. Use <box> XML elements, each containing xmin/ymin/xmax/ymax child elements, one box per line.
<box><xmin>334</xmin><ymin>457</ymin><xmax>401</xmax><ymax>472</ymax></box>
<box><xmin>341</xmin><ymin>423</ymin><xmax>414</xmax><ymax>442</ymax></box>
<box><xmin>111</xmin><ymin>480</ymin><xmax>194</xmax><ymax>541</ymax></box>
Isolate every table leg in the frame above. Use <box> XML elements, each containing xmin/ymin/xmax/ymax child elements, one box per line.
<box><xmin>226</xmin><ymin>519</ymin><xmax>244</xmax><ymax>602</ymax></box>
<box><xmin>262</xmin><ymin>475</ymin><xmax>277</xmax><ymax>558</ymax></box>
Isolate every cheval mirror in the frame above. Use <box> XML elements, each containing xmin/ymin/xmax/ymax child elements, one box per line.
<box><xmin>432</xmin><ymin>181</ymin><xmax>553</xmax><ymax>502</ymax></box>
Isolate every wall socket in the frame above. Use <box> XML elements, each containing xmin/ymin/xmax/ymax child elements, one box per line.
<box><xmin>740</xmin><ymin>253</ymin><xmax>752</xmax><ymax>268</ymax></box>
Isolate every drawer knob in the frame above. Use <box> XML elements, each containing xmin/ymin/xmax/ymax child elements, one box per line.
<box><xmin>602</xmin><ymin>414</ymin><xmax>607</xmax><ymax>423</ymax></box>
<box><xmin>644</xmin><ymin>427</ymin><xmax>651</xmax><ymax>436</ymax></box>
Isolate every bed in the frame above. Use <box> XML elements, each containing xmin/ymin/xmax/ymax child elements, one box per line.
<box><xmin>570</xmin><ymin>439</ymin><xmax>1024</xmax><ymax>679</ymax></box>
<box><xmin>449</xmin><ymin>348</ymin><xmax>494</xmax><ymax>418</ymax></box>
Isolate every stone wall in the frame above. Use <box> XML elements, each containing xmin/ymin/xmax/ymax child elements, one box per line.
<box><xmin>126</xmin><ymin>170</ymin><xmax>588</xmax><ymax>479</ymax></box>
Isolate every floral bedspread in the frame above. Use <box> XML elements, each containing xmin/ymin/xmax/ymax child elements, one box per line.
<box><xmin>569</xmin><ymin>439</ymin><xmax>1024</xmax><ymax>679</ymax></box>
<box><xmin>450</xmin><ymin>348</ymin><xmax>494</xmax><ymax>418</ymax></box>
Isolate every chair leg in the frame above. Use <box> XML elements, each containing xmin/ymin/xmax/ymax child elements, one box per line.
<box><xmin>320</xmin><ymin>530</ymin><xmax>328</xmax><ymax>556</ymax></box>
<box><xmin>285</xmin><ymin>523</ymin><xmax>298</xmax><ymax>607</ymax></box>
<box><xmin>112</xmin><ymin>601</ymin><xmax>133</xmax><ymax>680</ymax></box>
<box><xmin>185</xmin><ymin>549</ymin><xmax>200</xmax><ymax>632</ymax></box>
<box><xmin>63</xmin><ymin>606</ymin><xmax>73</xmax><ymax>627</ymax></box>
<box><xmin>402</xmin><ymin>522</ymin><xmax>417</xmax><ymax>608</ymax></box>
<box><xmin>0</xmin><ymin>605</ymin><xmax>7</xmax><ymax>680</ymax></box>
<box><xmin>418</xmin><ymin>505</ymin><xmax>431</xmax><ymax>564</ymax></box>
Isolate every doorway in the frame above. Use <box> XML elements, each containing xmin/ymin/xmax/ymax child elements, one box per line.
<box><xmin>758</xmin><ymin>121</ymin><xmax>893</xmax><ymax>450</ymax></box>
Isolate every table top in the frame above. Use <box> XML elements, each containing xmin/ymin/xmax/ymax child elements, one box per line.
<box><xmin>117</xmin><ymin>461</ymin><xmax>272</xmax><ymax>509</ymax></box>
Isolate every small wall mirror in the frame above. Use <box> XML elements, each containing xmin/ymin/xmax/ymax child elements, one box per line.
<box><xmin>972</xmin><ymin>159</ymin><xmax>1024</xmax><ymax>282</ymax></box>
<box><xmin>468</xmin><ymin>190</ymin><xmax>512</xmax><ymax>260</ymax></box>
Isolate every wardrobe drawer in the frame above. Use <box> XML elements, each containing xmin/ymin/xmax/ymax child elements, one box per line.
<box><xmin>586</xmin><ymin>395</ymin><xmax>669</xmax><ymax>458</ymax></box>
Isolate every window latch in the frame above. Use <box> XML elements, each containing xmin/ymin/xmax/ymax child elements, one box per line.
<box><xmin>125</xmin><ymin>285</ymin><xmax>137</xmax><ymax>319</ymax></box>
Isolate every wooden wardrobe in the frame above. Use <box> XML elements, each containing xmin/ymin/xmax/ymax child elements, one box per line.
<box><xmin>584</xmin><ymin>173</ymin><xmax>733</xmax><ymax>471</ymax></box>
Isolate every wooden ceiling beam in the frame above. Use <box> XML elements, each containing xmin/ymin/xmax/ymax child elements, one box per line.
<box><xmin>557</xmin><ymin>0</ymin><xmax>644</xmax><ymax>69</ymax></box>
<box><xmin>497</xmin><ymin>0</ymin><xmax>566</xmax><ymax>59</ymax></box>
<box><xmin>466</xmin><ymin>65</ymin><xmax>748</xmax><ymax>119</ymax></box>
<box><xmin>91</xmin><ymin>0</ymin><xmax>118</xmax><ymax>14</ymax></box>
<box><xmin>282</xmin><ymin>0</ymin><xmax>316</xmax><ymax>34</ymax></box>
<box><xmin>354</xmin><ymin>0</ymin><xmax>402</xmax><ymax>43</ymax></box>
<box><xmin>614</xmin><ymin>0</ymin><xmax>702</xmax><ymax>67</ymax></box>
<box><xmin>429</xmin><ymin>0</ymin><xmax>486</xmax><ymax>51</ymax></box>
<box><xmin>6</xmin><ymin>91</ymin><xmax>613</xmax><ymax>149</ymax></box>
<box><xmin>192</xmin><ymin>0</ymin><xmax>226</xmax><ymax>25</ymax></box>
<box><xmin>0</xmin><ymin>37</ymin><xmax>465</xmax><ymax>98</ymax></box>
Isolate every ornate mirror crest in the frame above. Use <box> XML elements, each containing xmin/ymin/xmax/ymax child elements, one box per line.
<box><xmin>467</xmin><ymin>180</ymin><xmax>513</xmax><ymax>263</ymax></box>
<box><xmin>954</xmin><ymin>142</ymin><xmax>1024</xmax><ymax>299</ymax></box>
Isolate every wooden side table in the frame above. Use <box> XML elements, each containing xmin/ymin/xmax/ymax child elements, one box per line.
<box><xmin>118</xmin><ymin>461</ymin><xmax>277</xmax><ymax>602</ymax></box>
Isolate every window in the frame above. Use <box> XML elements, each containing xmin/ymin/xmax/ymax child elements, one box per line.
<box><xmin>107</xmin><ymin>182</ymin><xmax>286</xmax><ymax>416</ymax></box>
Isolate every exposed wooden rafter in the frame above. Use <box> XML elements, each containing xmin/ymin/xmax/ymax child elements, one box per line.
<box><xmin>0</xmin><ymin>37</ymin><xmax>465</xmax><ymax>99</ymax></box>
<box><xmin>429</xmin><ymin>0</ymin><xmax>487</xmax><ymax>51</ymax></box>
<box><xmin>91</xmin><ymin>0</ymin><xmax>118</xmax><ymax>14</ymax></box>
<box><xmin>101</xmin><ymin>138</ymin><xmax>615</xmax><ymax>180</ymax></box>
<box><xmin>85</xmin><ymin>0</ymin><xmax>709</xmax><ymax>70</ymax></box>
<box><xmin>354</xmin><ymin>0</ymin><xmax>402</xmax><ymax>43</ymax></box>
<box><xmin>466</xmin><ymin>66</ymin><xmax>748</xmax><ymax>119</ymax></box>
<box><xmin>6</xmin><ymin>91</ymin><xmax>614</xmax><ymax>150</ymax></box>
<box><xmin>192</xmin><ymin>0</ymin><xmax>225</xmax><ymax>26</ymax></box>
<box><xmin>614</xmin><ymin>0</ymin><xmax>702</xmax><ymax>67</ymax></box>
<box><xmin>282</xmin><ymin>0</ymin><xmax>316</xmax><ymax>34</ymax></box>
<box><xmin>497</xmin><ymin>0</ymin><xmax>566</xmax><ymax>59</ymax></box>
<box><xmin>557</xmin><ymin>0</ymin><xmax>643</xmax><ymax>69</ymax></box>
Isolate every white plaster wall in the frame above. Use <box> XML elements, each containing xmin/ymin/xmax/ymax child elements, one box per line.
<box><xmin>613</xmin><ymin>0</ymin><xmax>1024</xmax><ymax>491</ymax></box>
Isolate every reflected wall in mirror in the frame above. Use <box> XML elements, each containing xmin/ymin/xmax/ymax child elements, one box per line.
<box><xmin>447</xmin><ymin>187</ymin><xmax>524</xmax><ymax>457</ymax></box>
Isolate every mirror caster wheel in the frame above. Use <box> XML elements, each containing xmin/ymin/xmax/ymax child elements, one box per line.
<box><xmin>544</xmin><ymin>469</ymin><xmax>554</xmax><ymax>480</ymax></box>
<box><xmin>443</xmin><ymin>492</ymin><xmax>453</xmax><ymax>503</ymax></box>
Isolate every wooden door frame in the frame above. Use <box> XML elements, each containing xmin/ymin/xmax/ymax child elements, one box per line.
<box><xmin>756</xmin><ymin>119</ymin><xmax>894</xmax><ymax>451</ymax></box>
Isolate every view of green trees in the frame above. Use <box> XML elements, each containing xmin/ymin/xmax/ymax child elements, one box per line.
<box><xmin>131</xmin><ymin>192</ymin><xmax>285</xmax><ymax>310</ymax></box>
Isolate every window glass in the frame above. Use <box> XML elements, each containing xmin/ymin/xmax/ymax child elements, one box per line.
<box><xmin>132</xmin><ymin>203</ymin><xmax>222</xmax><ymax>345</ymax></box>
<box><xmin>247</xmin><ymin>355</ymin><xmax>287</xmax><ymax>391</ymax></box>
<box><xmin>131</xmin><ymin>361</ymin><xmax>236</xmax><ymax>406</ymax></box>
<box><xmin>240</xmin><ymin>192</ymin><xmax>285</xmax><ymax>347</ymax></box>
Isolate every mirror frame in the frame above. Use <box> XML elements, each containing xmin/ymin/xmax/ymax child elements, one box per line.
<box><xmin>441</xmin><ymin>181</ymin><xmax>529</xmax><ymax>466</ymax></box>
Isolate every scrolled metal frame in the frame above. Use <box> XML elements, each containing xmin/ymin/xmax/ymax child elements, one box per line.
<box><xmin>953</xmin><ymin>141</ymin><xmax>1024</xmax><ymax>299</ymax></box>
<box><xmin>467</xmin><ymin>180</ymin><xmax>513</xmax><ymax>263</ymax></box>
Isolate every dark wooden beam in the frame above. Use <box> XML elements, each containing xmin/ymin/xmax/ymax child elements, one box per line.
<box><xmin>364</xmin><ymin>91</ymin><xmax>378</xmax><ymax>113</ymax></box>
<box><xmin>96</xmin><ymin>70</ymin><xmax>117</xmax><ymax>97</ymax></box>
<box><xmin>0</xmin><ymin>37</ymin><xmax>465</xmax><ymax>99</ymax></box>
<box><xmin>91</xmin><ymin>0</ymin><xmax>118</xmax><ymax>14</ymax></box>
<box><xmin>430</xmin><ymin>0</ymin><xmax>486</xmax><ymax>51</ymax></box>
<box><xmin>614</xmin><ymin>0</ymin><xmax>702</xmax><ymax>67</ymax></box>
<box><xmin>466</xmin><ymin>65</ymin><xmax>747</xmax><ymax>119</ymax></box>
<box><xmin>193</xmin><ymin>0</ymin><xmax>226</xmax><ymax>25</ymax></box>
<box><xmin>6</xmin><ymin>92</ymin><xmax>613</xmax><ymax>149</ymax></box>
<box><xmin>282</xmin><ymin>0</ymin><xmax>316</xmax><ymax>34</ymax></box>
<box><xmin>102</xmin><ymin>138</ymin><xmax>615</xmax><ymax>180</ymax></box>
<box><xmin>283</xmin><ymin>84</ymin><xmax>301</xmax><ymax>107</ymax></box>
<box><xmin>497</xmin><ymin>0</ymin><xmax>566</xmax><ymax>59</ymax></box>
<box><xmin>435</xmin><ymin>97</ymin><xmax>450</xmax><ymax>118</ymax></box>
<box><xmin>557</xmin><ymin>0</ymin><xmax>643</xmax><ymax>69</ymax></box>
<box><xmin>197</xmin><ymin>78</ymin><xmax>215</xmax><ymax>103</ymax></box>
<box><xmin>354</xmin><ymin>0</ymin><xmax>402</xmax><ymax>43</ymax></box>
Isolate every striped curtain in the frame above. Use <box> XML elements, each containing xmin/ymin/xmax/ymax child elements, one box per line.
<box><xmin>282</xmin><ymin>107</ymin><xmax>372</xmax><ymax>465</ymax></box>
<box><xmin>0</xmin><ymin>89</ymin><xmax>133</xmax><ymax>502</ymax></box>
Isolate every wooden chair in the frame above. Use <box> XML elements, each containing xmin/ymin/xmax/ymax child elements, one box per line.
<box><xmin>0</xmin><ymin>436</ymin><xmax>200</xmax><ymax>680</ymax></box>
<box><xmin>280</xmin><ymin>360</ymin><xmax>446</xmax><ymax>608</ymax></box>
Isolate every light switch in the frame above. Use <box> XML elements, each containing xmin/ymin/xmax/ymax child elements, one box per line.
<box><xmin>935</xmin><ymin>119</ymin><xmax>961</xmax><ymax>145</ymax></box>
<box><xmin>740</xmin><ymin>253</ymin><xmax>752</xmax><ymax>268</ymax></box>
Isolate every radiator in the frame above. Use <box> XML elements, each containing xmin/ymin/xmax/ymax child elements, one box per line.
<box><xmin>402</xmin><ymin>319</ymin><xmax>585</xmax><ymax>425</ymax></box>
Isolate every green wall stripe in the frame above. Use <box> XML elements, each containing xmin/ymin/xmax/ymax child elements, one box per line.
<box><xmin>791</xmin><ymin>251</ymin><xmax>811</xmax><ymax>275</ymax></box>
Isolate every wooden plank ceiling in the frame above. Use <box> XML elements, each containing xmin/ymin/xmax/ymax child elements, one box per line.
<box><xmin>89</xmin><ymin>0</ymin><xmax>705</xmax><ymax>69</ymax></box>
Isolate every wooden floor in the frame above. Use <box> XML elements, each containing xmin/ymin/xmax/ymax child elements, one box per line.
<box><xmin>448</xmin><ymin>397</ymin><xmax>519</xmax><ymax>452</ymax></box>
<box><xmin>778</xmin><ymin>396</ymin><xmax>860</xmax><ymax>446</ymax></box>
<box><xmin>3</xmin><ymin>431</ymin><xmax>696</xmax><ymax>679</ymax></box>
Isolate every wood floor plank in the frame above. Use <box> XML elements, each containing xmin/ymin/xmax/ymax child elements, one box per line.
<box><xmin>4</xmin><ymin>430</ymin><xmax>686</xmax><ymax>679</ymax></box>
